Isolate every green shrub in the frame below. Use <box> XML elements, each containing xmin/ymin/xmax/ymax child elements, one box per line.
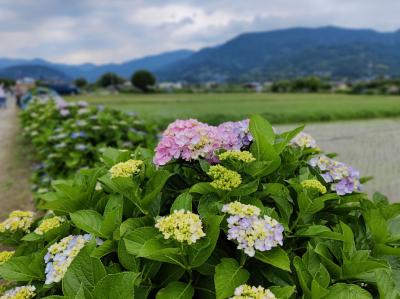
<box><xmin>0</xmin><ymin>115</ymin><xmax>399</xmax><ymax>298</ymax></box>
<box><xmin>20</xmin><ymin>98</ymin><xmax>156</xmax><ymax>192</ymax></box>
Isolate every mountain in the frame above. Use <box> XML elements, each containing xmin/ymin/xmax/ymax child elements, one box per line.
<box><xmin>156</xmin><ymin>26</ymin><xmax>400</xmax><ymax>82</ymax></box>
<box><xmin>2</xmin><ymin>27</ymin><xmax>400</xmax><ymax>83</ymax></box>
<box><xmin>0</xmin><ymin>50</ymin><xmax>194</xmax><ymax>82</ymax></box>
<box><xmin>0</xmin><ymin>65</ymin><xmax>71</xmax><ymax>81</ymax></box>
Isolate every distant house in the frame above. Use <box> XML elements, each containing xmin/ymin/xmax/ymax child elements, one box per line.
<box><xmin>386</xmin><ymin>85</ymin><xmax>400</xmax><ymax>95</ymax></box>
<box><xmin>158</xmin><ymin>82</ymin><xmax>183</xmax><ymax>92</ymax></box>
<box><xmin>243</xmin><ymin>82</ymin><xmax>263</xmax><ymax>93</ymax></box>
<box><xmin>331</xmin><ymin>82</ymin><xmax>349</xmax><ymax>93</ymax></box>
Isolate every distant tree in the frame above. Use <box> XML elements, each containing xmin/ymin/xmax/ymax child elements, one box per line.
<box><xmin>97</xmin><ymin>72</ymin><xmax>124</xmax><ymax>87</ymax></box>
<box><xmin>0</xmin><ymin>78</ymin><xmax>15</xmax><ymax>88</ymax></box>
<box><xmin>131</xmin><ymin>70</ymin><xmax>156</xmax><ymax>92</ymax></box>
<box><xmin>75</xmin><ymin>77</ymin><xmax>88</xmax><ymax>88</ymax></box>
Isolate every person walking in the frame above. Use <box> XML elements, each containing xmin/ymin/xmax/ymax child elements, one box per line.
<box><xmin>0</xmin><ymin>85</ymin><xmax>6</xmax><ymax>108</ymax></box>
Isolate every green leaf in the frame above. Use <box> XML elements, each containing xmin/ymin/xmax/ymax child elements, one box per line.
<box><xmin>198</xmin><ymin>194</ymin><xmax>222</xmax><ymax>217</ymax></box>
<box><xmin>293</xmin><ymin>256</ymin><xmax>312</xmax><ymax>298</ymax></box>
<box><xmin>156</xmin><ymin>281</ymin><xmax>194</xmax><ymax>299</ymax></box>
<box><xmin>155</xmin><ymin>264</ymin><xmax>186</xmax><ymax>286</ymax></box>
<box><xmin>248</xmin><ymin>115</ymin><xmax>281</xmax><ymax>175</ymax></box>
<box><xmin>141</xmin><ymin>170</ymin><xmax>172</xmax><ymax>212</ymax></box>
<box><xmin>255</xmin><ymin>247</ymin><xmax>291</xmax><ymax>272</ymax></box>
<box><xmin>311</xmin><ymin>280</ymin><xmax>329</xmax><ymax>299</ymax></box>
<box><xmin>91</xmin><ymin>240</ymin><xmax>115</xmax><ymax>258</ymax></box>
<box><xmin>118</xmin><ymin>239</ymin><xmax>140</xmax><ymax>272</ymax></box>
<box><xmin>295</xmin><ymin>225</ymin><xmax>343</xmax><ymax>241</ymax></box>
<box><xmin>214</xmin><ymin>258</ymin><xmax>250</xmax><ymax>299</ymax></box>
<box><xmin>62</xmin><ymin>246</ymin><xmax>107</xmax><ymax>297</ymax></box>
<box><xmin>229</xmin><ymin>180</ymin><xmax>259</xmax><ymax>197</ymax></box>
<box><xmin>249</xmin><ymin>115</ymin><xmax>275</xmax><ymax>145</ymax></box>
<box><xmin>297</xmin><ymin>192</ymin><xmax>337</xmax><ymax>220</ymax></box>
<box><xmin>138</xmin><ymin>239</ymin><xmax>186</xmax><ymax>268</ymax></box>
<box><xmin>340</xmin><ymin>222</ymin><xmax>355</xmax><ymax>254</ymax></box>
<box><xmin>92</xmin><ymin>272</ymin><xmax>140</xmax><ymax>299</ymax></box>
<box><xmin>375</xmin><ymin>269</ymin><xmax>400</xmax><ymax>299</ymax></box>
<box><xmin>123</xmin><ymin>227</ymin><xmax>159</xmax><ymax>256</ymax></box>
<box><xmin>362</xmin><ymin>208</ymin><xmax>390</xmax><ymax>244</ymax></box>
<box><xmin>190</xmin><ymin>182</ymin><xmax>216</xmax><ymax>194</ymax></box>
<box><xmin>262</xmin><ymin>183</ymin><xmax>293</xmax><ymax>225</ymax></box>
<box><xmin>119</xmin><ymin>217</ymin><xmax>153</xmax><ymax>237</ymax></box>
<box><xmin>325</xmin><ymin>283</ymin><xmax>372</xmax><ymax>299</ymax></box>
<box><xmin>187</xmin><ymin>215</ymin><xmax>223</xmax><ymax>268</ymax></box>
<box><xmin>0</xmin><ymin>254</ymin><xmax>43</xmax><ymax>281</ymax></box>
<box><xmin>70</xmin><ymin>210</ymin><xmax>104</xmax><ymax>237</ymax></box>
<box><xmin>100</xmin><ymin>195</ymin><xmax>123</xmax><ymax>238</ymax></box>
<box><xmin>171</xmin><ymin>192</ymin><xmax>192</xmax><ymax>213</ymax></box>
<box><xmin>269</xmin><ymin>286</ymin><xmax>296</xmax><ymax>299</ymax></box>
<box><xmin>274</xmin><ymin>125</ymin><xmax>304</xmax><ymax>154</ymax></box>
<box><xmin>101</xmin><ymin>148</ymin><xmax>132</xmax><ymax>168</ymax></box>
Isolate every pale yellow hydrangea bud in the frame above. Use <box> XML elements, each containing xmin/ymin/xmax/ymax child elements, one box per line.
<box><xmin>301</xmin><ymin>179</ymin><xmax>327</xmax><ymax>194</ymax></box>
<box><xmin>219</xmin><ymin>150</ymin><xmax>256</xmax><ymax>163</ymax></box>
<box><xmin>207</xmin><ymin>165</ymin><xmax>241</xmax><ymax>191</ymax></box>
<box><xmin>34</xmin><ymin>216</ymin><xmax>65</xmax><ymax>235</ymax></box>
<box><xmin>0</xmin><ymin>251</ymin><xmax>14</xmax><ymax>265</ymax></box>
<box><xmin>0</xmin><ymin>285</ymin><xmax>36</xmax><ymax>299</ymax></box>
<box><xmin>155</xmin><ymin>210</ymin><xmax>205</xmax><ymax>244</ymax></box>
<box><xmin>109</xmin><ymin>159</ymin><xmax>143</xmax><ymax>178</ymax></box>
<box><xmin>222</xmin><ymin>201</ymin><xmax>260</xmax><ymax>217</ymax></box>
<box><xmin>0</xmin><ymin>211</ymin><xmax>34</xmax><ymax>233</ymax></box>
<box><xmin>231</xmin><ymin>284</ymin><xmax>276</xmax><ymax>299</ymax></box>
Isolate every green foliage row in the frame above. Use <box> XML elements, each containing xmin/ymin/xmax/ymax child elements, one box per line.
<box><xmin>0</xmin><ymin>114</ymin><xmax>399</xmax><ymax>298</ymax></box>
<box><xmin>19</xmin><ymin>98</ymin><xmax>156</xmax><ymax>192</ymax></box>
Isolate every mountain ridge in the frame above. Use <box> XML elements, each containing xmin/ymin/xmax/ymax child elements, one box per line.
<box><xmin>1</xmin><ymin>26</ymin><xmax>400</xmax><ymax>82</ymax></box>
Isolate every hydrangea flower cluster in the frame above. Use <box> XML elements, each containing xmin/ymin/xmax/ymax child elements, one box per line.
<box><xmin>207</xmin><ymin>165</ymin><xmax>242</xmax><ymax>191</ymax></box>
<box><xmin>290</xmin><ymin>132</ymin><xmax>318</xmax><ymax>149</ymax></box>
<box><xmin>0</xmin><ymin>285</ymin><xmax>36</xmax><ymax>299</ymax></box>
<box><xmin>0</xmin><ymin>251</ymin><xmax>14</xmax><ymax>265</ymax></box>
<box><xmin>109</xmin><ymin>159</ymin><xmax>143</xmax><ymax>179</ymax></box>
<box><xmin>34</xmin><ymin>216</ymin><xmax>65</xmax><ymax>235</ymax></box>
<box><xmin>153</xmin><ymin>119</ymin><xmax>252</xmax><ymax>166</ymax></box>
<box><xmin>219</xmin><ymin>150</ymin><xmax>256</xmax><ymax>163</ymax></box>
<box><xmin>222</xmin><ymin>203</ymin><xmax>284</xmax><ymax>257</ymax></box>
<box><xmin>222</xmin><ymin>201</ymin><xmax>261</xmax><ymax>217</ymax></box>
<box><xmin>301</xmin><ymin>179</ymin><xmax>327</xmax><ymax>194</ymax></box>
<box><xmin>155</xmin><ymin>210</ymin><xmax>205</xmax><ymax>244</ymax></box>
<box><xmin>231</xmin><ymin>284</ymin><xmax>276</xmax><ymax>299</ymax></box>
<box><xmin>309</xmin><ymin>155</ymin><xmax>361</xmax><ymax>195</ymax></box>
<box><xmin>0</xmin><ymin>211</ymin><xmax>34</xmax><ymax>233</ymax></box>
<box><xmin>44</xmin><ymin>234</ymin><xmax>94</xmax><ymax>284</ymax></box>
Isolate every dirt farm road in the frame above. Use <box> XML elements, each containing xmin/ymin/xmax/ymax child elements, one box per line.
<box><xmin>0</xmin><ymin>98</ymin><xmax>33</xmax><ymax>218</ymax></box>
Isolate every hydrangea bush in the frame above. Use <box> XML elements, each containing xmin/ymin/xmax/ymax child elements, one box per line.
<box><xmin>20</xmin><ymin>98</ymin><xmax>156</xmax><ymax>192</ymax></box>
<box><xmin>0</xmin><ymin>115</ymin><xmax>399</xmax><ymax>298</ymax></box>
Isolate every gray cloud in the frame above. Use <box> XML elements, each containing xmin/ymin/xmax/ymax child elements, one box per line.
<box><xmin>0</xmin><ymin>0</ymin><xmax>399</xmax><ymax>64</ymax></box>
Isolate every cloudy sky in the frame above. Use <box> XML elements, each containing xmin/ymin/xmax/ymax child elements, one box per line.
<box><xmin>1</xmin><ymin>0</ymin><xmax>399</xmax><ymax>64</ymax></box>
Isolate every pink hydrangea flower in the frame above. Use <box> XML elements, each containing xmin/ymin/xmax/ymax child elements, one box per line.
<box><xmin>153</xmin><ymin>119</ymin><xmax>252</xmax><ymax>166</ymax></box>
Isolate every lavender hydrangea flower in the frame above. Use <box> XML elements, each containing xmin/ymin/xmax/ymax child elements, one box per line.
<box><xmin>309</xmin><ymin>155</ymin><xmax>361</xmax><ymax>195</ymax></box>
<box><xmin>70</xmin><ymin>131</ymin><xmax>86</xmax><ymax>139</ymax></box>
<box><xmin>222</xmin><ymin>202</ymin><xmax>284</xmax><ymax>257</ymax></box>
<box><xmin>290</xmin><ymin>132</ymin><xmax>318</xmax><ymax>149</ymax></box>
<box><xmin>75</xmin><ymin>144</ymin><xmax>88</xmax><ymax>151</ymax></box>
<box><xmin>59</xmin><ymin>109</ymin><xmax>70</xmax><ymax>117</ymax></box>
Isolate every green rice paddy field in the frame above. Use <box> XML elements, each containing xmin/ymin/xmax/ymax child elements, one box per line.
<box><xmin>69</xmin><ymin>92</ymin><xmax>400</xmax><ymax>126</ymax></box>
<box><xmin>68</xmin><ymin>92</ymin><xmax>400</xmax><ymax>201</ymax></box>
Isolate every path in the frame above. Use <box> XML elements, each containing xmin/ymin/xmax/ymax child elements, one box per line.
<box><xmin>278</xmin><ymin>118</ymin><xmax>400</xmax><ymax>202</ymax></box>
<box><xmin>0</xmin><ymin>97</ymin><xmax>33</xmax><ymax>218</ymax></box>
